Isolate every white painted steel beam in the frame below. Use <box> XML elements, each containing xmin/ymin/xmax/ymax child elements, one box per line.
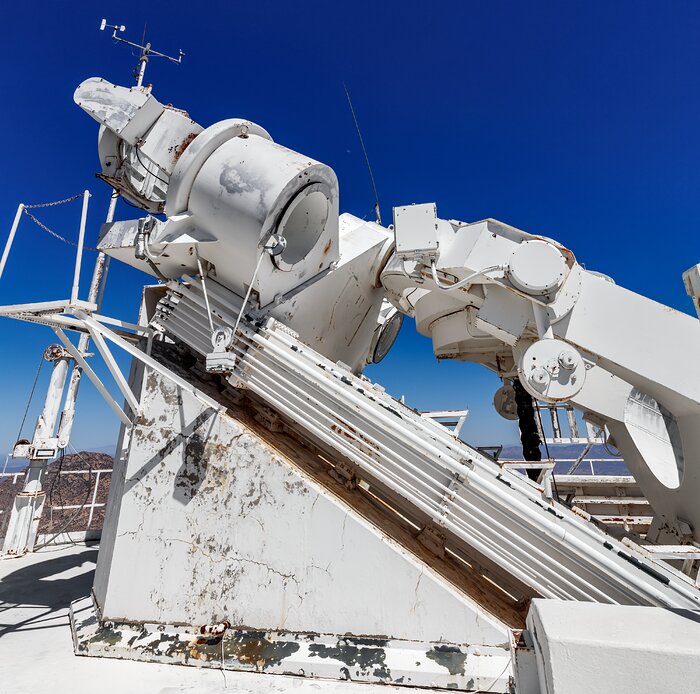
<box><xmin>53</xmin><ymin>327</ymin><xmax>131</xmax><ymax>427</ymax></box>
<box><xmin>0</xmin><ymin>299</ymin><xmax>97</xmax><ymax>315</ymax></box>
<box><xmin>0</xmin><ymin>203</ymin><xmax>25</xmax><ymax>281</ymax></box>
<box><xmin>85</xmin><ymin>325</ymin><xmax>140</xmax><ymax>414</ymax></box>
<box><xmin>72</xmin><ymin>309</ymin><xmax>223</xmax><ymax>413</ymax></box>
<box><xmin>71</xmin><ymin>191</ymin><xmax>90</xmax><ymax>304</ymax></box>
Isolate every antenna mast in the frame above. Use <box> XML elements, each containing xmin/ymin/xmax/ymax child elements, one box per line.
<box><xmin>343</xmin><ymin>83</ymin><xmax>382</xmax><ymax>226</ymax></box>
<box><xmin>99</xmin><ymin>19</ymin><xmax>184</xmax><ymax>87</ymax></box>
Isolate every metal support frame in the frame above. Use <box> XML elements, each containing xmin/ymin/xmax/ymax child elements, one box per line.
<box><xmin>420</xmin><ymin>409</ymin><xmax>469</xmax><ymax>438</ymax></box>
<box><xmin>0</xmin><ymin>295</ymin><xmax>221</xmax><ymax>458</ymax></box>
<box><xmin>52</xmin><ymin>327</ymin><xmax>132</xmax><ymax>427</ymax></box>
<box><xmin>0</xmin><ymin>204</ymin><xmax>25</xmax><ymax>281</ymax></box>
<box><xmin>85</xmin><ymin>328</ymin><xmax>140</xmax><ymax>414</ymax></box>
<box><xmin>71</xmin><ymin>309</ymin><xmax>221</xmax><ymax>412</ymax></box>
<box><xmin>221</xmin><ymin>317</ymin><xmax>700</xmax><ymax>609</ymax></box>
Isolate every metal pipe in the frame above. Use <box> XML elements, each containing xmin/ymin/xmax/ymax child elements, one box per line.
<box><xmin>177</xmin><ymin>315</ymin><xmax>587</xmax><ymax>597</ymax></box>
<box><xmin>231</xmin><ymin>353</ymin><xmax>564</xmax><ymax>598</ymax></box>
<box><xmin>0</xmin><ymin>203</ymin><xmax>25</xmax><ymax>281</ymax></box>
<box><xmin>246</xmin><ymin>325</ymin><xmax>695</xmax><ymax>607</ymax></box>
<box><xmin>232</xmin><ymin>339</ymin><xmax>615</xmax><ymax>602</ymax></box>
<box><xmin>34</xmin><ymin>357</ymin><xmax>71</xmax><ymax>444</ymax></box>
<box><xmin>70</xmin><ymin>190</ymin><xmax>90</xmax><ymax>304</ymax></box>
<box><xmin>58</xmin><ymin>192</ymin><xmax>117</xmax><ymax>447</ymax></box>
<box><xmin>136</xmin><ymin>44</ymin><xmax>150</xmax><ymax>87</ymax></box>
<box><xmin>231</xmin><ymin>351</ymin><xmax>582</xmax><ymax>598</ymax></box>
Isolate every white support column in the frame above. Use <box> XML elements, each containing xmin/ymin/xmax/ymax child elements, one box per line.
<box><xmin>33</xmin><ymin>356</ymin><xmax>71</xmax><ymax>446</ymax></box>
<box><xmin>2</xmin><ymin>353</ymin><xmax>71</xmax><ymax>555</ymax></box>
<box><xmin>58</xmin><ymin>191</ymin><xmax>117</xmax><ymax>448</ymax></box>
<box><xmin>70</xmin><ymin>190</ymin><xmax>90</xmax><ymax>305</ymax></box>
<box><xmin>0</xmin><ymin>203</ymin><xmax>25</xmax><ymax>281</ymax></box>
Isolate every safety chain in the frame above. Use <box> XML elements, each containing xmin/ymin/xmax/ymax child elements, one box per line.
<box><xmin>22</xmin><ymin>194</ymin><xmax>98</xmax><ymax>251</ymax></box>
<box><xmin>24</xmin><ymin>193</ymin><xmax>83</xmax><ymax>209</ymax></box>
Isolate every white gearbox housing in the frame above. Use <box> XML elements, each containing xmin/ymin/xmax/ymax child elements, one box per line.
<box><xmin>517</xmin><ymin>338</ymin><xmax>586</xmax><ymax>402</ymax></box>
<box><xmin>77</xmin><ymin>78</ymin><xmax>341</xmax><ymax>308</ymax></box>
<box><xmin>507</xmin><ymin>239</ymin><xmax>567</xmax><ymax>296</ymax></box>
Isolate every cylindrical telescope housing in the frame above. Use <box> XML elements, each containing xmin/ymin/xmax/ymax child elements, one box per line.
<box><xmin>180</xmin><ymin>129</ymin><xmax>339</xmax><ymax>306</ymax></box>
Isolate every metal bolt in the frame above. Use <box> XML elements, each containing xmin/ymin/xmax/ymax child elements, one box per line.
<box><xmin>529</xmin><ymin>367</ymin><xmax>548</xmax><ymax>390</ymax></box>
<box><xmin>558</xmin><ymin>350</ymin><xmax>577</xmax><ymax>370</ymax></box>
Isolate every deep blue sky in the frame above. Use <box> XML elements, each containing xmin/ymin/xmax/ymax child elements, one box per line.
<box><xmin>1</xmin><ymin>1</ymin><xmax>700</xmax><ymax>454</ymax></box>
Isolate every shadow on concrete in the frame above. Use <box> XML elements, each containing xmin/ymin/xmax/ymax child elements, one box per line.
<box><xmin>0</xmin><ymin>545</ymin><xmax>97</xmax><ymax>638</ymax></box>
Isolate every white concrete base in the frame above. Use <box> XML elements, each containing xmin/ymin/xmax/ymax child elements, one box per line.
<box><xmin>71</xmin><ymin>594</ymin><xmax>512</xmax><ymax>691</ymax></box>
<box><xmin>526</xmin><ymin>598</ymin><xmax>700</xmax><ymax>694</ymax></box>
<box><xmin>0</xmin><ymin>543</ymin><xmax>471</xmax><ymax>694</ymax></box>
<box><xmin>85</xmin><ymin>361</ymin><xmax>514</xmax><ymax>690</ymax></box>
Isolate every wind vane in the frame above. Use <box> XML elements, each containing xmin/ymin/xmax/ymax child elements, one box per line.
<box><xmin>99</xmin><ymin>19</ymin><xmax>184</xmax><ymax>87</ymax></box>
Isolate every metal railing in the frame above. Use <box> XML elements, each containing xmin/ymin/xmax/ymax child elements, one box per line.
<box><xmin>533</xmin><ymin>402</ymin><xmax>604</xmax><ymax>445</ymax></box>
<box><xmin>0</xmin><ymin>467</ymin><xmax>112</xmax><ymax>544</ymax></box>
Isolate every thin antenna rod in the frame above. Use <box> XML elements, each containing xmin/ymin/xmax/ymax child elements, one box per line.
<box><xmin>343</xmin><ymin>82</ymin><xmax>382</xmax><ymax>226</ymax></box>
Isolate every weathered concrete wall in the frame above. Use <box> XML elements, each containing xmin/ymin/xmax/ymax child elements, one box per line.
<box><xmin>95</xmin><ymin>364</ymin><xmax>510</xmax><ymax>647</ymax></box>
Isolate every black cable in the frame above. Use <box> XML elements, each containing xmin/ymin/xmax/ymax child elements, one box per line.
<box><xmin>512</xmin><ymin>379</ymin><xmax>542</xmax><ymax>482</ymax></box>
<box><xmin>604</xmin><ymin>438</ymin><xmax>621</xmax><ymax>458</ymax></box>
<box><xmin>535</xmin><ymin>405</ymin><xmax>551</xmax><ymax>461</ymax></box>
<box><xmin>35</xmin><ymin>449</ymin><xmax>93</xmax><ymax>550</ymax></box>
<box><xmin>118</xmin><ymin>194</ymin><xmax>145</xmax><ymax>210</ymax></box>
<box><xmin>46</xmin><ymin>449</ymin><xmax>64</xmax><ymax>510</ymax></box>
<box><xmin>343</xmin><ymin>82</ymin><xmax>382</xmax><ymax>225</ymax></box>
<box><xmin>110</xmin><ymin>156</ymin><xmax>166</xmax><ymax>211</ymax></box>
<box><xmin>15</xmin><ymin>355</ymin><xmax>44</xmax><ymax>444</ymax></box>
<box><xmin>133</xmin><ymin>146</ymin><xmax>171</xmax><ymax>187</ymax></box>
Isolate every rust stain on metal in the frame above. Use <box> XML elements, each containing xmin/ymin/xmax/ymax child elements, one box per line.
<box><xmin>330</xmin><ymin>421</ymin><xmax>381</xmax><ymax>463</ymax></box>
<box><xmin>173</xmin><ymin>132</ymin><xmax>199</xmax><ymax>162</ymax></box>
<box><xmin>570</xmin><ymin>505</ymin><xmax>591</xmax><ymax>522</ymax></box>
<box><xmin>221</xmin><ymin>631</ymin><xmax>301</xmax><ymax>669</ymax></box>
